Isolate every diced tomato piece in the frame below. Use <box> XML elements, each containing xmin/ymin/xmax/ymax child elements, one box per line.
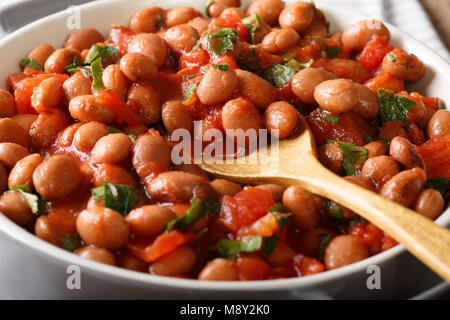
<box><xmin>407</xmin><ymin>124</ymin><xmax>425</xmax><ymax>145</ymax></box>
<box><xmin>420</xmin><ymin>96</ymin><xmax>442</xmax><ymax>110</ymax></box>
<box><xmin>127</xmin><ymin>230</ymin><xmax>194</xmax><ymax>263</ymax></box>
<box><xmin>364</xmin><ymin>72</ymin><xmax>404</xmax><ymax>93</ymax></box>
<box><xmin>358</xmin><ymin>35</ymin><xmax>393</xmax><ymax>72</ymax></box>
<box><xmin>292</xmin><ymin>254</ymin><xmax>325</xmax><ymax>276</ymax></box>
<box><xmin>381</xmin><ymin>233</ymin><xmax>398</xmax><ymax>252</ymax></box>
<box><xmin>417</xmin><ymin>135</ymin><xmax>450</xmax><ymax>179</ymax></box>
<box><xmin>214</xmin><ymin>12</ymin><xmax>249</xmax><ymax>42</ymax></box>
<box><xmin>94</xmin><ymin>90</ymin><xmax>141</xmax><ymax>126</ymax></box>
<box><xmin>14</xmin><ymin>73</ymin><xmax>69</xmax><ymax>114</ymax></box>
<box><xmin>7</xmin><ymin>73</ymin><xmax>28</xmax><ymax>91</ymax></box>
<box><xmin>237</xmin><ymin>213</ymin><xmax>279</xmax><ymax>238</ymax></box>
<box><xmin>106</xmin><ymin>25</ymin><xmax>136</xmax><ymax>56</ymax></box>
<box><xmin>179</xmin><ymin>48</ymin><xmax>210</xmax><ymax>70</ymax></box>
<box><xmin>350</xmin><ymin>221</ymin><xmax>383</xmax><ymax>255</ymax></box>
<box><xmin>23</xmin><ymin>67</ymin><xmax>44</xmax><ymax>76</ymax></box>
<box><xmin>236</xmin><ymin>257</ymin><xmax>270</xmax><ymax>281</ymax></box>
<box><xmin>219</xmin><ymin>186</ymin><xmax>274</xmax><ymax>232</ymax></box>
<box><xmin>209</xmin><ymin>52</ymin><xmax>238</xmax><ymax>69</ymax></box>
<box><xmin>276</xmin><ymin>82</ymin><xmax>296</xmax><ymax>101</ymax></box>
<box><xmin>307</xmin><ymin>109</ymin><xmax>374</xmax><ymax>146</ymax></box>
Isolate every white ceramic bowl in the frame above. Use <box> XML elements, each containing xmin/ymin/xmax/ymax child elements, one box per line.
<box><xmin>0</xmin><ymin>0</ymin><xmax>449</xmax><ymax>299</ymax></box>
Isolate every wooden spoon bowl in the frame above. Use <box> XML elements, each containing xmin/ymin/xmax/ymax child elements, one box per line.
<box><xmin>199</xmin><ymin>115</ymin><xmax>450</xmax><ymax>282</ymax></box>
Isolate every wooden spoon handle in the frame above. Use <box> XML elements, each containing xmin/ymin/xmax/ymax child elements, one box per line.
<box><xmin>282</xmin><ymin>161</ymin><xmax>450</xmax><ymax>282</ymax></box>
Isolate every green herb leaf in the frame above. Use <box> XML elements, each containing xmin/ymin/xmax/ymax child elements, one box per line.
<box><xmin>438</xmin><ymin>99</ymin><xmax>446</xmax><ymax>110</ymax></box>
<box><xmin>64</xmin><ymin>56</ymin><xmax>91</xmax><ymax>75</ymax></box>
<box><xmin>10</xmin><ymin>181</ymin><xmax>32</xmax><ymax>193</ymax></box>
<box><xmin>90</xmin><ymin>57</ymin><xmax>105</xmax><ymax>92</ymax></box>
<box><xmin>322</xmin><ymin>46</ymin><xmax>342</xmax><ymax>59</ymax></box>
<box><xmin>207</xmin><ymin>28</ymin><xmax>239</xmax><ymax>56</ymax></box>
<box><xmin>262</xmin><ymin>64</ymin><xmax>298</xmax><ymax>87</ymax></box>
<box><xmin>154</xmin><ymin>13</ymin><xmax>163</xmax><ymax>29</ymax></box>
<box><xmin>263</xmin><ymin>235</ymin><xmax>280</xmax><ymax>256</ymax></box>
<box><xmin>378</xmin><ymin>88</ymin><xmax>416</xmax><ymax>126</ymax></box>
<box><xmin>205</xmin><ymin>0</ymin><xmax>214</xmax><ymax>17</ymax></box>
<box><xmin>107</xmin><ymin>126</ymin><xmax>138</xmax><ymax>142</ymax></box>
<box><xmin>268</xmin><ymin>203</ymin><xmax>288</xmax><ymax>213</ymax></box>
<box><xmin>362</xmin><ymin>134</ymin><xmax>373</xmax><ymax>144</ymax></box>
<box><xmin>286</xmin><ymin>58</ymin><xmax>314</xmax><ymax>70</ymax></box>
<box><xmin>10</xmin><ymin>182</ymin><xmax>45</xmax><ymax>216</ymax></box>
<box><xmin>324</xmin><ymin>198</ymin><xmax>343</xmax><ymax>220</ymax></box>
<box><xmin>318</xmin><ymin>234</ymin><xmax>332</xmax><ymax>262</ymax></box>
<box><xmin>332</xmin><ymin>141</ymin><xmax>369</xmax><ymax>176</ymax></box>
<box><xmin>386</xmin><ymin>53</ymin><xmax>397</xmax><ymax>63</ymax></box>
<box><xmin>62</xmin><ymin>234</ymin><xmax>81</xmax><ymax>252</ymax></box>
<box><xmin>218</xmin><ymin>236</ymin><xmax>263</xmax><ymax>260</ymax></box>
<box><xmin>166</xmin><ymin>199</ymin><xmax>205</xmax><ymax>232</ymax></box>
<box><xmin>242</xmin><ymin>14</ymin><xmax>263</xmax><ymax>44</ymax></box>
<box><xmin>211</xmin><ymin>64</ymin><xmax>229</xmax><ymax>71</ymax></box>
<box><xmin>20</xmin><ymin>58</ymin><xmax>43</xmax><ymax>71</ymax></box>
<box><xmin>323</xmin><ymin>116</ymin><xmax>339</xmax><ymax>125</ymax></box>
<box><xmin>425</xmin><ymin>178</ymin><xmax>450</xmax><ymax>195</ymax></box>
<box><xmin>183</xmin><ymin>83</ymin><xmax>198</xmax><ymax>99</ymax></box>
<box><xmin>91</xmin><ymin>182</ymin><xmax>141</xmax><ymax>216</ymax></box>
<box><xmin>167</xmin><ymin>184</ymin><xmax>221</xmax><ymax>232</ymax></box>
<box><xmin>84</xmin><ymin>44</ymin><xmax>118</xmax><ymax>65</ymax></box>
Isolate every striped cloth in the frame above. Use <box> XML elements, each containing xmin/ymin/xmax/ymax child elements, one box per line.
<box><xmin>318</xmin><ymin>0</ymin><xmax>450</xmax><ymax>61</ymax></box>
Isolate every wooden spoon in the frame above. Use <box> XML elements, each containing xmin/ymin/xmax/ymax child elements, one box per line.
<box><xmin>199</xmin><ymin>115</ymin><xmax>450</xmax><ymax>282</ymax></box>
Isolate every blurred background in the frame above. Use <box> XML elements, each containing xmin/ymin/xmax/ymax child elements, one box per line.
<box><xmin>420</xmin><ymin>0</ymin><xmax>450</xmax><ymax>50</ymax></box>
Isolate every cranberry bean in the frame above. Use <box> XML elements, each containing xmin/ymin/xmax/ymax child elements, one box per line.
<box><xmin>76</xmin><ymin>206</ymin><xmax>129</xmax><ymax>250</ymax></box>
<box><xmin>33</xmin><ymin>155</ymin><xmax>82</xmax><ymax>200</ymax></box>
<box><xmin>324</xmin><ymin>235</ymin><xmax>369</xmax><ymax>270</ymax></box>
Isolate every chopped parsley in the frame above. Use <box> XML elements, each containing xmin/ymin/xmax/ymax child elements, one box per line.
<box><xmin>262</xmin><ymin>214</ymin><xmax>290</xmax><ymax>256</ymax></box>
<box><xmin>438</xmin><ymin>99</ymin><xmax>446</xmax><ymax>110</ymax></box>
<box><xmin>90</xmin><ymin>57</ymin><xmax>105</xmax><ymax>92</ymax></box>
<box><xmin>154</xmin><ymin>13</ymin><xmax>163</xmax><ymax>29</ymax></box>
<box><xmin>84</xmin><ymin>44</ymin><xmax>118</xmax><ymax>65</ymax></box>
<box><xmin>322</xmin><ymin>46</ymin><xmax>342</xmax><ymax>59</ymax></box>
<box><xmin>286</xmin><ymin>58</ymin><xmax>314</xmax><ymax>70</ymax></box>
<box><xmin>324</xmin><ymin>198</ymin><xmax>343</xmax><ymax>220</ymax></box>
<box><xmin>318</xmin><ymin>234</ymin><xmax>332</xmax><ymax>262</ymax></box>
<box><xmin>20</xmin><ymin>58</ymin><xmax>43</xmax><ymax>71</ymax></box>
<box><xmin>64</xmin><ymin>56</ymin><xmax>91</xmax><ymax>75</ymax></box>
<box><xmin>62</xmin><ymin>234</ymin><xmax>81</xmax><ymax>252</ymax></box>
<box><xmin>91</xmin><ymin>182</ymin><xmax>142</xmax><ymax>216</ymax></box>
<box><xmin>207</xmin><ymin>27</ymin><xmax>239</xmax><ymax>56</ymax></box>
<box><xmin>218</xmin><ymin>236</ymin><xmax>263</xmax><ymax>260</ymax></box>
<box><xmin>183</xmin><ymin>83</ymin><xmax>198</xmax><ymax>99</ymax></box>
<box><xmin>330</xmin><ymin>140</ymin><xmax>369</xmax><ymax>176</ymax></box>
<box><xmin>424</xmin><ymin>178</ymin><xmax>450</xmax><ymax>195</ymax></box>
<box><xmin>10</xmin><ymin>182</ymin><xmax>45</xmax><ymax>216</ymax></box>
<box><xmin>386</xmin><ymin>53</ymin><xmax>397</xmax><ymax>63</ymax></box>
<box><xmin>262</xmin><ymin>64</ymin><xmax>298</xmax><ymax>87</ymax></box>
<box><xmin>378</xmin><ymin>88</ymin><xmax>416</xmax><ymax>126</ymax></box>
<box><xmin>166</xmin><ymin>184</ymin><xmax>221</xmax><ymax>232</ymax></box>
<box><xmin>323</xmin><ymin>116</ymin><xmax>339</xmax><ymax>125</ymax></box>
<box><xmin>107</xmin><ymin>126</ymin><xmax>138</xmax><ymax>142</ymax></box>
<box><xmin>211</xmin><ymin>64</ymin><xmax>229</xmax><ymax>71</ymax></box>
<box><xmin>362</xmin><ymin>134</ymin><xmax>373</xmax><ymax>144</ymax></box>
<box><xmin>242</xmin><ymin>14</ymin><xmax>263</xmax><ymax>44</ymax></box>
<box><xmin>268</xmin><ymin>202</ymin><xmax>288</xmax><ymax>213</ymax></box>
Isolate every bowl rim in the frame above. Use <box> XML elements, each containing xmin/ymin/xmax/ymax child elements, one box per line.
<box><xmin>0</xmin><ymin>0</ymin><xmax>449</xmax><ymax>292</ymax></box>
